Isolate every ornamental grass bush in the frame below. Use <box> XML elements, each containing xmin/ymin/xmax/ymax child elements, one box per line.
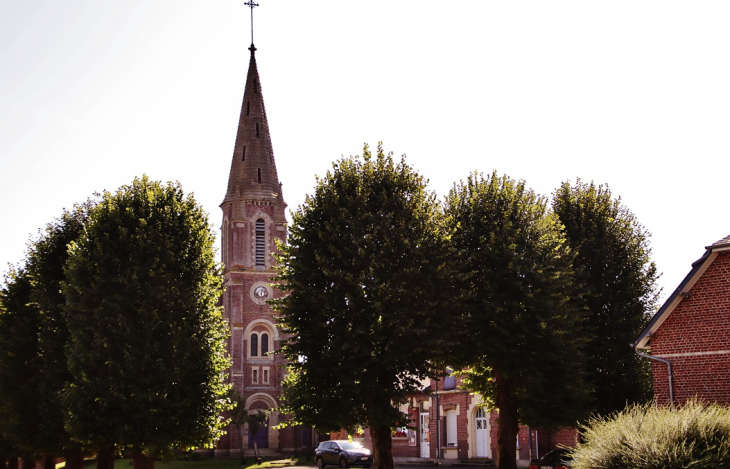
<box><xmin>571</xmin><ymin>400</ymin><xmax>730</xmax><ymax>469</ymax></box>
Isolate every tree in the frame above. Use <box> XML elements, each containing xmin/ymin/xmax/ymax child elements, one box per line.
<box><xmin>552</xmin><ymin>180</ymin><xmax>658</xmax><ymax>417</ymax></box>
<box><xmin>229</xmin><ymin>390</ymin><xmax>249</xmax><ymax>465</ymax></box>
<box><xmin>0</xmin><ymin>204</ymin><xmax>91</xmax><ymax>469</ymax></box>
<box><xmin>274</xmin><ymin>144</ymin><xmax>451</xmax><ymax>469</ymax></box>
<box><xmin>61</xmin><ymin>176</ymin><xmax>230</xmax><ymax>469</ymax></box>
<box><xmin>246</xmin><ymin>410</ymin><xmax>269</xmax><ymax>464</ymax></box>
<box><xmin>445</xmin><ymin>172</ymin><xmax>590</xmax><ymax>469</ymax></box>
<box><xmin>0</xmin><ymin>267</ymin><xmax>41</xmax><ymax>461</ymax></box>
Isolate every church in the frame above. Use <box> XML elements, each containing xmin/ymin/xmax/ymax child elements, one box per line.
<box><xmin>213</xmin><ymin>15</ymin><xmax>574</xmax><ymax>464</ymax></box>
<box><xmin>214</xmin><ymin>40</ymin><xmax>312</xmax><ymax>455</ymax></box>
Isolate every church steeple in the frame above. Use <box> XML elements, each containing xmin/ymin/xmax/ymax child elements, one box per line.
<box><xmin>222</xmin><ymin>44</ymin><xmax>285</xmax><ymax>209</ymax></box>
<box><xmin>216</xmin><ymin>3</ymin><xmax>298</xmax><ymax>456</ymax></box>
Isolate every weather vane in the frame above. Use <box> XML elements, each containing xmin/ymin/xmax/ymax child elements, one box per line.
<box><xmin>245</xmin><ymin>0</ymin><xmax>259</xmax><ymax>46</ymax></box>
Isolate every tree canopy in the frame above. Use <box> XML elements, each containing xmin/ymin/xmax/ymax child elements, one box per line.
<box><xmin>445</xmin><ymin>172</ymin><xmax>590</xmax><ymax>469</ymax></box>
<box><xmin>0</xmin><ymin>204</ymin><xmax>91</xmax><ymax>468</ymax></box>
<box><xmin>553</xmin><ymin>180</ymin><xmax>658</xmax><ymax>416</ymax></box>
<box><xmin>0</xmin><ymin>266</ymin><xmax>42</xmax><ymax>461</ymax></box>
<box><xmin>274</xmin><ymin>144</ymin><xmax>451</xmax><ymax>469</ymax></box>
<box><xmin>60</xmin><ymin>176</ymin><xmax>230</xmax><ymax>463</ymax></box>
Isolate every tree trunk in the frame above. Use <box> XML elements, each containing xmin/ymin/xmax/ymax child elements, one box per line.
<box><xmin>64</xmin><ymin>449</ymin><xmax>84</xmax><ymax>469</ymax></box>
<box><xmin>495</xmin><ymin>369</ymin><xmax>519</xmax><ymax>469</ymax></box>
<box><xmin>132</xmin><ymin>453</ymin><xmax>154</xmax><ymax>469</ymax></box>
<box><xmin>96</xmin><ymin>447</ymin><xmax>114</xmax><ymax>469</ymax></box>
<box><xmin>238</xmin><ymin>425</ymin><xmax>247</xmax><ymax>464</ymax></box>
<box><xmin>42</xmin><ymin>454</ymin><xmax>55</xmax><ymax>469</ymax></box>
<box><xmin>253</xmin><ymin>441</ymin><xmax>259</xmax><ymax>463</ymax></box>
<box><xmin>369</xmin><ymin>423</ymin><xmax>395</xmax><ymax>469</ymax></box>
<box><xmin>7</xmin><ymin>457</ymin><xmax>17</xmax><ymax>469</ymax></box>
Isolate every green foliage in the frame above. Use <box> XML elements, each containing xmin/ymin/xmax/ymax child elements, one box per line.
<box><xmin>31</xmin><ymin>203</ymin><xmax>92</xmax><ymax>455</ymax></box>
<box><xmin>229</xmin><ymin>390</ymin><xmax>248</xmax><ymax>463</ymax></box>
<box><xmin>274</xmin><ymin>143</ymin><xmax>450</xmax><ymax>434</ymax></box>
<box><xmin>229</xmin><ymin>390</ymin><xmax>249</xmax><ymax>432</ymax></box>
<box><xmin>62</xmin><ymin>175</ymin><xmax>230</xmax><ymax>454</ymax></box>
<box><xmin>446</xmin><ymin>171</ymin><xmax>590</xmax><ymax>427</ymax></box>
<box><xmin>0</xmin><ymin>203</ymin><xmax>92</xmax><ymax>458</ymax></box>
<box><xmin>246</xmin><ymin>410</ymin><xmax>269</xmax><ymax>440</ymax></box>
<box><xmin>553</xmin><ymin>180</ymin><xmax>658</xmax><ymax>416</ymax></box>
<box><xmin>571</xmin><ymin>401</ymin><xmax>730</xmax><ymax>469</ymax></box>
<box><xmin>0</xmin><ymin>267</ymin><xmax>43</xmax><ymax>456</ymax></box>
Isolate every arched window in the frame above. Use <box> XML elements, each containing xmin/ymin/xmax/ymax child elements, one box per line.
<box><xmin>261</xmin><ymin>333</ymin><xmax>269</xmax><ymax>355</ymax></box>
<box><xmin>255</xmin><ymin>219</ymin><xmax>265</xmax><ymax>266</ymax></box>
<box><xmin>250</xmin><ymin>334</ymin><xmax>259</xmax><ymax>357</ymax></box>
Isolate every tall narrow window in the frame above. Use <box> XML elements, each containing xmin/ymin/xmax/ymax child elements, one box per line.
<box><xmin>443</xmin><ymin>367</ymin><xmax>455</xmax><ymax>391</ymax></box>
<box><xmin>246</xmin><ymin>101</ymin><xmax>250</xmax><ymax>116</ymax></box>
<box><xmin>261</xmin><ymin>333</ymin><xmax>269</xmax><ymax>355</ymax></box>
<box><xmin>257</xmin><ymin>168</ymin><xmax>261</xmax><ymax>183</ymax></box>
<box><xmin>263</xmin><ymin>368</ymin><xmax>269</xmax><ymax>384</ymax></box>
<box><xmin>252</xmin><ymin>367</ymin><xmax>259</xmax><ymax>384</ymax></box>
<box><xmin>250</xmin><ymin>334</ymin><xmax>258</xmax><ymax>357</ymax></box>
<box><xmin>256</xmin><ymin>122</ymin><xmax>259</xmax><ymax>137</ymax></box>
<box><xmin>242</xmin><ymin>146</ymin><xmax>246</xmax><ymax>161</ymax></box>
<box><xmin>255</xmin><ymin>219</ymin><xmax>265</xmax><ymax>266</ymax></box>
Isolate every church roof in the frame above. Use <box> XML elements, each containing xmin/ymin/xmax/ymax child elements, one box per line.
<box><xmin>222</xmin><ymin>44</ymin><xmax>284</xmax><ymax>205</ymax></box>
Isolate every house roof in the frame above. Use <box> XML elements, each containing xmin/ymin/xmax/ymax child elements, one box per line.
<box><xmin>634</xmin><ymin>234</ymin><xmax>730</xmax><ymax>349</ymax></box>
<box><xmin>709</xmin><ymin>234</ymin><xmax>730</xmax><ymax>250</ymax></box>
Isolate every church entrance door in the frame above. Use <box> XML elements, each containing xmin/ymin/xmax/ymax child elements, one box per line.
<box><xmin>248</xmin><ymin>417</ymin><xmax>269</xmax><ymax>449</ymax></box>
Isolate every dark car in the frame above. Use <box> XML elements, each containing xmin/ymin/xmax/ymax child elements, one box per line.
<box><xmin>315</xmin><ymin>440</ymin><xmax>373</xmax><ymax>468</ymax></box>
<box><xmin>529</xmin><ymin>448</ymin><xmax>573</xmax><ymax>469</ymax></box>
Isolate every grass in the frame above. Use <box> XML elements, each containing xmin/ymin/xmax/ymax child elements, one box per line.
<box><xmin>56</xmin><ymin>456</ymin><xmax>314</xmax><ymax>469</ymax></box>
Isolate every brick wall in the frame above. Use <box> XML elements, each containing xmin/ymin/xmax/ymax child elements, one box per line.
<box><xmin>651</xmin><ymin>251</ymin><xmax>730</xmax><ymax>405</ymax></box>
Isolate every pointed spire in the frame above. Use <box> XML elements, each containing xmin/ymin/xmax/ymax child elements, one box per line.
<box><xmin>223</xmin><ymin>45</ymin><xmax>284</xmax><ymax>206</ymax></box>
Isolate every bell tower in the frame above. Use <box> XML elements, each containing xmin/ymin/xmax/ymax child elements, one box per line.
<box><xmin>219</xmin><ymin>35</ymin><xmax>288</xmax><ymax>455</ymax></box>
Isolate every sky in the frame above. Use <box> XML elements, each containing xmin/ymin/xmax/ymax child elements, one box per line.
<box><xmin>1</xmin><ymin>1</ymin><xmax>729</xmax><ymax>305</ymax></box>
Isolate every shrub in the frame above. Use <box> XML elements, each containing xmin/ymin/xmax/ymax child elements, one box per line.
<box><xmin>571</xmin><ymin>400</ymin><xmax>730</xmax><ymax>469</ymax></box>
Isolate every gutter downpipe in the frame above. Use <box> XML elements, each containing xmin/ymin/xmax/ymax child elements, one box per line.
<box><xmin>435</xmin><ymin>378</ymin><xmax>440</xmax><ymax>466</ymax></box>
<box><xmin>634</xmin><ymin>343</ymin><xmax>674</xmax><ymax>406</ymax></box>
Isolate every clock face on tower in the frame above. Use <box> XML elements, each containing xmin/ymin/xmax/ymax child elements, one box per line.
<box><xmin>254</xmin><ymin>286</ymin><xmax>268</xmax><ymax>299</ymax></box>
<box><xmin>251</xmin><ymin>283</ymin><xmax>271</xmax><ymax>304</ymax></box>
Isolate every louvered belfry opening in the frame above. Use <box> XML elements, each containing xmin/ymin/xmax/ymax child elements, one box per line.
<box><xmin>255</xmin><ymin>218</ymin><xmax>266</xmax><ymax>266</ymax></box>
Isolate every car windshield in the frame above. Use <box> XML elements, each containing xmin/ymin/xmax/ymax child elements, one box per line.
<box><xmin>341</xmin><ymin>442</ymin><xmax>365</xmax><ymax>451</ymax></box>
<box><xmin>543</xmin><ymin>449</ymin><xmax>571</xmax><ymax>463</ymax></box>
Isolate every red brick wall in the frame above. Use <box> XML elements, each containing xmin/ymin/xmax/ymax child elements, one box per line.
<box><xmin>218</xmin><ymin>199</ymin><xmax>289</xmax><ymax>453</ymax></box>
<box><xmin>651</xmin><ymin>251</ymin><xmax>730</xmax><ymax>405</ymax></box>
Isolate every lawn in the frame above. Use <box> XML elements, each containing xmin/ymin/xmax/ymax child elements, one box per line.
<box><xmin>58</xmin><ymin>456</ymin><xmax>314</xmax><ymax>469</ymax></box>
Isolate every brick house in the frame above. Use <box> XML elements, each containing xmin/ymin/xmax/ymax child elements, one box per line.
<box><xmin>348</xmin><ymin>373</ymin><xmax>576</xmax><ymax>466</ymax></box>
<box><xmin>634</xmin><ymin>234</ymin><xmax>730</xmax><ymax>405</ymax></box>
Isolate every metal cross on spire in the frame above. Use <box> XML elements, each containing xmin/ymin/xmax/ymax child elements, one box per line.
<box><xmin>244</xmin><ymin>0</ymin><xmax>259</xmax><ymax>46</ymax></box>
